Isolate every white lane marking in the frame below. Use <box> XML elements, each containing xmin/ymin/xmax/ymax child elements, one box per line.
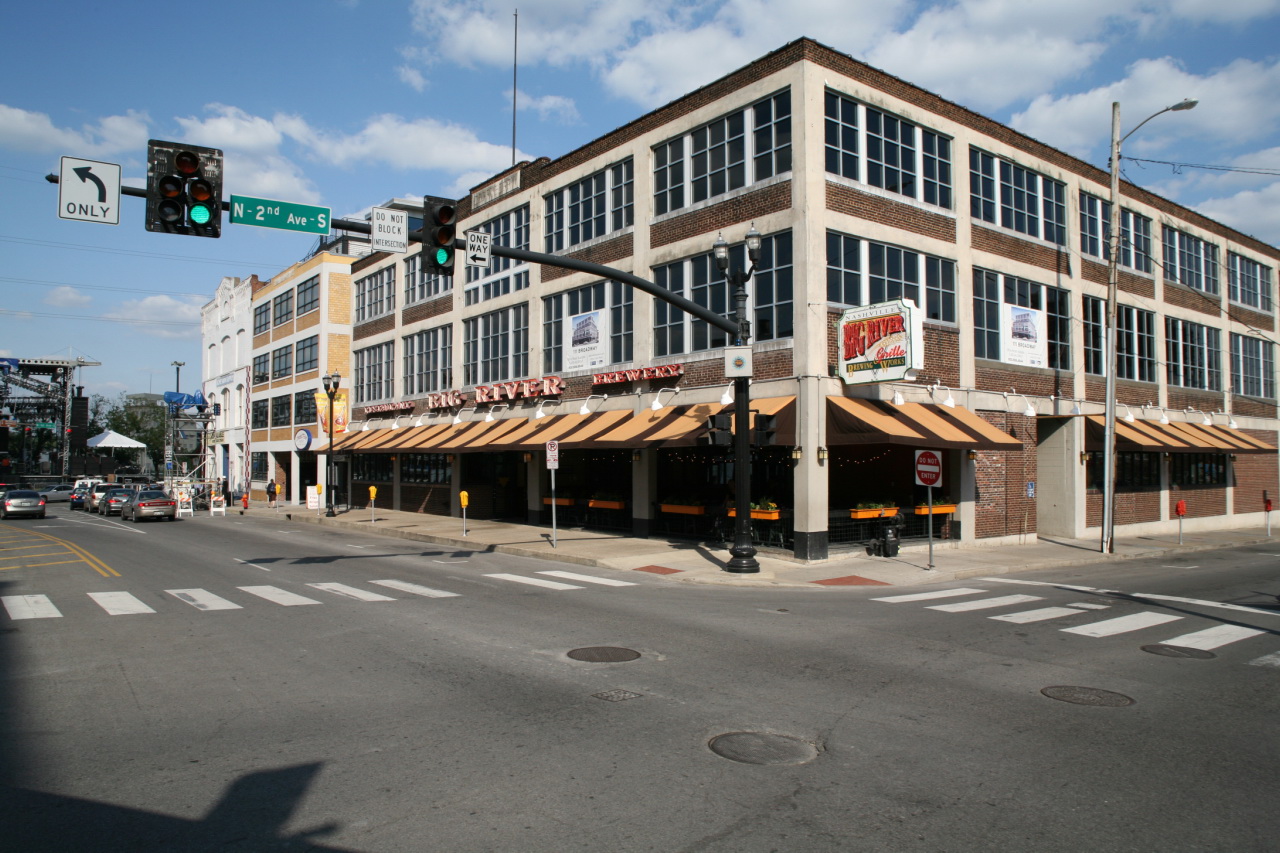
<box><xmin>1162</xmin><ymin>565</ymin><xmax>1200</xmax><ymax>569</ymax></box>
<box><xmin>872</xmin><ymin>588</ymin><xmax>988</xmax><ymax>603</ymax></box>
<box><xmin>369</xmin><ymin>580</ymin><xmax>460</xmax><ymax>598</ymax></box>
<box><xmin>234</xmin><ymin>558</ymin><xmax>272</xmax><ymax>572</ymax></box>
<box><xmin>166</xmin><ymin>589</ymin><xmax>243</xmax><ymax>611</ymax></box>
<box><xmin>433</xmin><ymin>559</ymin><xmax>469</xmax><ymax>564</ymax></box>
<box><xmin>991</xmin><ymin>606</ymin><xmax>1088</xmax><ymax>623</ymax></box>
<box><xmin>537</xmin><ymin>570</ymin><xmax>637</xmax><ymax>587</ymax></box>
<box><xmin>2</xmin><ymin>594</ymin><xmax>62</xmax><ymax>620</ymax></box>
<box><xmin>977</xmin><ymin>578</ymin><xmax>1122</xmax><ymax>594</ymax></box>
<box><xmin>88</xmin><ymin>592</ymin><xmax>155</xmax><ymax>615</ymax></box>
<box><xmin>238</xmin><ymin>586</ymin><xmax>322</xmax><ymax>606</ymax></box>
<box><xmin>1069</xmin><ymin>602</ymin><xmax>1111</xmax><ymax>610</ymax></box>
<box><xmin>981</xmin><ymin>577</ymin><xmax>1280</xmax><ymax>618</ymax></box>
<box><xmin>928</xmin><ymin>594</ymin><xmax>1043</xmax><ymax>612</ymax></box>
<box><xmin>345</xmin><ymin>544</ymin><xmax>367</xmax><ymax>549</ymax></box>
<box><xmin>484</xmin><ymin>573</ymin><xmax>583</xmax><ymax>590</ymax></box>
<box><xmin>1160</xmin><ymin>625</ymin><xmax>1268</xmax><ymax>650</ymax></box>
<box><xmin>306</xmin><ymin>583</ymin><xmax>396</xmax><ymax>602</ymax></box>
<box><xmin>1247</xmin><ymin>651</ymin><xmax>1280</xmax><ymax>668</ymax></box>
<box><xmin>1062</xmin><ymin>612</ymin><xmax>1183</xmax><ymax>637</ymax></box>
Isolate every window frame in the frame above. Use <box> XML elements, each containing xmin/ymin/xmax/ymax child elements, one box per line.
<box><xmin>970</xmin><ymin>147</ymin><xmax>1066</xmax><ymax>245</ymax></box>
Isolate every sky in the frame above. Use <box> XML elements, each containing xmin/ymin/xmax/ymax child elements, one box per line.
<box><xmin>3</xmin><ymin>0</ymin><xmax>1280</xmax><ymax>400</ymax></box>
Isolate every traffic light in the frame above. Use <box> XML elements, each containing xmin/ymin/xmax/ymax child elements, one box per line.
<box><xmin>146</xmin><ymin>139</ymin><xmax>223</xmax><ymax>237</ymax></box>
<box><xmin>422</xmin><ymin>195</ymin><xmax>457</xmax><ymax>275</ymax></box>
<box><xmin>753</xmin><ymin>413</ymin><xmax>777</xmax><ymax>446</ymax></box>
<box><xmin>698</xmin><ymin>413</ymin><xmax>733</xmax><ymax>446</ymax></box>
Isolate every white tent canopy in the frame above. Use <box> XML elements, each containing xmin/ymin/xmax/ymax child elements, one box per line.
<box><xmin>86</xmin><ymin>429</ymin><xmax>147</xmax><ymax>449</ymax></box>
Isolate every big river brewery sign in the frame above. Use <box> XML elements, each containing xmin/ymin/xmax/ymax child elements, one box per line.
<box><xmin>837</xmin><ymin>299</ymin><xmax>923</xmax><ymax>385</ymax></box>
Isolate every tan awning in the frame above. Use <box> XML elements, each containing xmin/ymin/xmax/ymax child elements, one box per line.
<box><xmin>1086</xmin><ymin>416</ymin><xmax>1274</xmax><ymax>453</ymax></box>
<box><xmin>827</xmin><ymin>397</ymin><xmax>1022</xmax><ymax>450</ymax></box>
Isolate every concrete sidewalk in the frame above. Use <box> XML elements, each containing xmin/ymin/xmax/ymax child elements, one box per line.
<box><xmin>249</xmin><ymin>501</ymin><xmax>1278</xmax><ymax>588</ymax></box>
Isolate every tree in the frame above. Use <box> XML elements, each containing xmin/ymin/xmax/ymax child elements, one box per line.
<box><xmin>94</xmin><ymin>393</ymin><xmax>166</xmax><ymax>471</ymax></box>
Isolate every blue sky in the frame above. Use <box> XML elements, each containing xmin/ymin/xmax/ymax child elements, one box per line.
<box><xmin>3</xmin><ymin>0</ymin><xmax>1280</xmax><ymax>399</ymax></box>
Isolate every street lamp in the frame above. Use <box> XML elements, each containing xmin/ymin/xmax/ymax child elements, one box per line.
<box><xmin>171</xmin><ymin>360</ymin><xmax>185</xmax><ymax>394</ymax></box>
<box><xmin>714</xmin><ymin>225</ymin><xmax>762</xmax><ymax>574</ymax></box>
<box><xmin>1102</xmin><ymin>97</ymin><xmax>1198</xmax><ymax>553</ymax></box>
<box><xmin>322</xmin><ymin>371</ymin><xmax>341</xmax><ymax>517</ymax></box>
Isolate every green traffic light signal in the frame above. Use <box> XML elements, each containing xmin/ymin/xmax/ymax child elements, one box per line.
<box><xmin>423</xmin><ymin>195</ymin><xmax>457</xmax><ymax>277</ymax></box>
<box><xmin>145</xmin><ymin>140</ymin><xmax>223</xmax><ymax>237</ymax></box>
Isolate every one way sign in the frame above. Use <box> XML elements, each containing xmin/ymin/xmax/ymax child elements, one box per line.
<box><xmin>465</xmin><ymin>230</ymin><xmax>492</xmax><ymax>269</ymax></box>
<box><xmin>58</xmin><ymin>156</ymin><xmax>120</xmax><ymax>225</ymax></box>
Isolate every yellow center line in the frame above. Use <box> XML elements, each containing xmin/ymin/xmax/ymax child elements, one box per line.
<box><xmin>0</xmin><ymin>543</ymin><xmax>66</xmax><ymax>551</ymax></box>
<box><xmin>4</xmin><ymin>559</ymin><xmax>83</xmax><ymax>569</ymax></box>
<box><xmin>1</xmin><ymin>529</ymin><xmax>119</xmax><ymax>578</ymax></box>
<box><xmin>0</xmin><ymin>551</ymin><xmax>70</xmax><ymax>562</ymax></box>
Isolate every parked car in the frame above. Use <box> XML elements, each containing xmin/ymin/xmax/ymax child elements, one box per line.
<box><xmin>96</xmin><ymin>488</ymin><xmax>133</xmax><ymax>516</ymax></box>
<box><xmin>39</xmin><ymin>484</ymin><xmax>76</xmax><ymax>502</ymax></box>
<box><xmin>120</xmin><ymin>490</ymin><xmax>178</xmax><ymax>523</ymax></box>
<box><xmin>1</xmin><ymin>490</ymin><xmax>46</xmax><ymax>520</ymax></box>
<box><xmin>88</xmin><ymin>482</ymin><xmax>117</xmax><ymax>513</ymax></box>
<box><xmin>69</xmin><ymin>488</ymin><xmax>89</xmax><ymax>511</ymax></box>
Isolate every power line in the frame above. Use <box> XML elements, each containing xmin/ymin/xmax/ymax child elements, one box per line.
<box><xmin>0</xmin><ymin>309</ymin><xmax>198</xmax><ymax>328</ymax></box>
<box><xmin>0</xmin><ymin>275</ymin><xmax>207</xmax><ymax>298</ymax></box>
<box><xmin>0</xmin><ymin>234</ymin><xmax>285</xmax><ymax>268</ymax></box>
<box><xmin>1124</xmin><ymin>157</ymin><xmax>1280</xmax><ymax>178</ymax></box>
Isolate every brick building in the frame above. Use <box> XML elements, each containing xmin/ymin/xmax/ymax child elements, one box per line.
<box><xmin>301</xmin><ymin>38</ymin><xmax>1278</xmax><ymax>560</ymax></box>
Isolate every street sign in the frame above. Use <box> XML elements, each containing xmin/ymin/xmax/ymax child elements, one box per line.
<box><xmin>465</xmin><ymin>230</ymin><xmax>492</xmax><ymax>268</ymax></box>
<box><xmin>230</xmin><ymin>195</ymin><xmax>331</xmax><ymax>235</ymax></box>
<box><xmin>371</xmin><ymin>206</ymin><xmax>408</xmax><ymax>253</ymax></box>
<box><xmin>545</xmin><ymin>439</ymin><xmax>559</xmax><ymax>470</ymax></box>
<box><xmin>58</xmin><ymin>156</ymin><xmax>120</xmax><ymax>225</ymax></box>
<box><xmin>914</xmin><ymin>449</ymin><xmax>942</xmax><ymax>487</ymax></box>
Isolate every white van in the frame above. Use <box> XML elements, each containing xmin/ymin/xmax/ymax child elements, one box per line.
<box><xmin>74</xmin><ymin>478</ymin><xmax>104</xmax><ymax>492</ymax></box>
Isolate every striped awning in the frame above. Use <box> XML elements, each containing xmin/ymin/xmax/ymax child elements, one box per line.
<box><xmin>827</xmin><ymin>397</ymin><xmax>1023</xmax><ymax>450</ymax></box>
<box><xmin>1087</xmin><ymin>415</ymin><xmax>1276</xmax><ymax>453</ymax></box>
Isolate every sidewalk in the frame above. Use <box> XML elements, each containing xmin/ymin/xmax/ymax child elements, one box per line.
<box><xmin>246</xmin><ymin>501</ymin><xmax>1277</xmax><ymax>588</ymax></box>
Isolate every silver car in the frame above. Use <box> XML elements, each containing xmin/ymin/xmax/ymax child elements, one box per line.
<box><xmin>39</xmin><ymin>484</ymin><xmax>76</xmax><ymax>502</ymax></box>
<box><xmin>1</xmin><ymin>490</ymin><xmax>47</xmax><ymax>520</ymax></box>
<box><xmin>96</xmin><ymin>488</ymin><xmax>133</xmax><ymax>516</ymax></box>
<box><xmin>120</xmin><ymin>490</ymin><xmax>178</xmax><ymax>523</ymax></box>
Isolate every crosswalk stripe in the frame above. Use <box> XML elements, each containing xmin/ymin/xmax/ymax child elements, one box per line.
<box><xmin>370</xmin><ymin>580</ymin><xmax>460</xmax><ymax>598</ymax></box>
<box><xmin>484</xmin><ymin>573</ymin><xmax>583</xmax><ymax>590</ymax></box>
<box><xmin>166</xmin><ymin>589</ymin><xmax>243</xmax><ymax>611</ymax></box>
<box><xmin>990</xmin><ymin>606</ymin><xmax>1088</xmax><ymax>624</ymax></box>
<box><xmin>238</xmin><ymin>586</ymin><xmax>322</xmax><ymax>606</ymax></box>
<box><xmin>1160</xmin><ymin>625</ymin><xmax>1267</xmax><ymax>650</ymax></box>
<box><xmin>306</xmin><ymin>583</ymin><xmax>397</xmax><ymax>602</ymax></box>
<box><xmin>88</xmin><ymin>591</ymin><xmax>155</xmax><ymax>615</ymax></box>
<box><xmin>1061</xmin><ymin>612</ymin><xmax>1182</xmax><ymax>637</ymax></box>
<box><xmin>928</xmin><ymin>594</ymin><xmax>1043</xmax><ymax>612</ymax></box>
<box><xmin>537</xmin><ymin>570</ymin><xmax>637</xmax><ymax>587</ymax></box>
<box><xmin>2</xmin><ymin>594</ymin><xmax>62</xmax><ymax>620</ymax></box>
<box><xmin>1247</xmin><ymin>651</ymin><xmax>1280</xmax><ymax>668</ymax></box>
<box><xmin>872</xmin><ymin>588</ymin><xmax>988</xmax><ymax>603</ymax></box>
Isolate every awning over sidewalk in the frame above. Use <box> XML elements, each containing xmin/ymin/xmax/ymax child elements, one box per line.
<box><xmin>1085</xmin><ymin>415</ymin><xmax>1276</xmax><ymax>453</ymax></box>
<box><xmin>827</xmin><ymin>397</ymin><xmax>1023</xmax><ymax>450</ymax></box>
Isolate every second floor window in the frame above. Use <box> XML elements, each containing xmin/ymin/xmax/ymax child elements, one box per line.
<box><xmin>252</xmin><ymin>353</ymin><xmax>269</xmax><ymax>385</ymax></box>
<box><xmin>271</xmin><ymin>345</ymin><xmax>292</xmax><ymax>380</ymax></box>
<box><xmin>270</xmin><ymin>394</ymin><xmax>291</xmax><ymax>428</ymax></box>
<box><xmin>970</xmin><ymin>148</ymin><xmax>1067</xmax><ymax>245</ymax></box>
<box><xmin>294</xmin><ymin>392</ymin><xmax>317</xmax><ymax>424</ymax></box>
<box><xmin>403</xmin><ymin>325</ymin><xmax>453</xmax><ymax>396</ymax></box>
<box><xmin>1228</xmin><ymin>252</ymin><xmax>1273</xmax><ymax>312</ymax></box>
<box><xmin>405</xmin><ymin>251</ymin><xmax>451</xmax><ymax>306</ymax></box>
<box><xmin>1079</xmin><ymin>194</ymin><xmax>1154</xmax><ymax>273</ymax></box>
<box><xmin>1163</xmin><ymin>226</ymin><xmax>1219</xmax><ymax>294</ymax></box>
<box><xmin>1231</xmin><ymin>333</ymin><xmax>1275</xmax><ymax>398</ymax></box>
<box><xmin>355</xmin><ymin>266</ymin><xmax>396</xmax><ymax>323</ymax></box>
<box><xmin>542</xmin><ymin>281</ymin><xmax>634</xmax><ymax>373</ymax></box>
<box><xmin>1082</xmin><ymin>296</ymin><xmax>1156</xmax><ymax>381</ymax></box>
<box><xmin>972</xmin><ymin>269</ymin><xmax>1069</xmax><ymax>369</ymax></box>
<box><xmin>251</xmin><ymin>399</ymin><xmax>268</xmax><ymax>430</ymax></box>
<box><xmin>544</xmin><ymin>159</ymin><xmax>634</xmax><ymax>253</ymax></box>
<box><xmin>465</xmin><ymin>205</ymin><xmax>529</xmax><ymax>283</ymax></box>
<box><xmin>354</xmin><ymin>341</ymin><xmax>395</xmax><ymax>404</ymax></box>
<box><xmin>824</xmin><ymin>231</ymin><xmax>955</xmax><ymax>322</ymax></box>
<box><xmin>463</xmin><ymin>304</ymin><xmax>528</xmax><ymax>385</ymax></box>
<box><xmin>1166</xmin><ymin>317</ymin><xmax>1222</xmax><ymax>390</ymax></box>
<box><xmin>295</xmin><ymin>335</ymin><xmax>319</xmax><ymax>374</ymax></box>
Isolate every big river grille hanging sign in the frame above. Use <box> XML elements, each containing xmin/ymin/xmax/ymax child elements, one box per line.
<box><xmin>837</xmin><ymin>298</ymin><xmax>923</xmax><ymax>386</ymax></box>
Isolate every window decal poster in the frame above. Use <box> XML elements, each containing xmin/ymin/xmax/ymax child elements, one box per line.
<box><xmin>1002</xmin><ymin>304</ymin><xmax>1048</xmax><ymax>368</ymax></box>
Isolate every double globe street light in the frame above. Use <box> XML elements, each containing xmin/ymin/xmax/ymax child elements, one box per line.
<box><xmin>321</xmin><ymin>371</ymin><xmax>341</xmax><ymax>518</ymax></box>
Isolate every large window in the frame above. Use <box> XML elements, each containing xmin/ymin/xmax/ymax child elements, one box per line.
<box><xmin>294</xmin><ymin>392</ymin><xmax>317</xmax><ymax>425</ymax></box>
<box><xmin>296</xmin><ymin>276</ymin><xmax>320</xmax><ymax>316</ymax></box>
<box><xmin>1170</xmin><ymin>453</ymin><xmax>1227</xmax><ymax>487</ymax></box>
<box><xmin>652</xmin><ymin>231</ymin><xmax>793</xmax><ymax>357</ymax></box>
<box><xmin>1079</xmin><ymin>194</ymin><xmax>1153</xmax><ymax>273</ymax></box>
<box><xmin>273</xmin><ymin>290</ymin><xmax>293</xmax><ymax>326</ymax></box>
<box><xmin>270</xmin><ymin>394</ymin><xmax>291</xmax><ymax>428</ymax></box>
<box><xmin>465</xmin><ymin>205</ymin><xmax>529</xmax><ymax>284</ymax></box>
<box><xmin>544</xmin><ymin>159</ymin><xmax>633</xmax><ymax>253</ymax></box>
<box><xmin>251</xmin><ymin>399</ymin><xmax>268</xmax><ymax>430</ymax></box>
<box><xmin>354</xmin><ymin>341</ymin><xmax>395</xmax><ymax>404</ymax></box>
<box><xmin>402</xmin><ymin>453</ymin><xmax>452</xmax><ymax>484</ymax></box>
<box><xmin>403</xmin><ymin>325</ymin><xmax>453</xmax><ymax>396</ymax></box>
<box><xmin>653</xmin><ymin>89</ymin><xmax>790</xmax><ymax>215</ymax></box>
<box><xmin>1163</xmin><ymin>227</ymin><xmax>1219</xmax><ymax>294</ymax></box>
<box><xmin>969</xmin><ymin>149</ymin><xmax>1067</xmax><ymax>245</ymax></box>
<box><xmin>972</xmin><ymin>269</ymin><xmax>1070</xmax><ymax>368</ymax></box>
<box><xmin>1231</xmin><ymin>333</ymin><xmax>1275</xmax><ymax>398</ymax></box>
<box><xmin>1228</xmin><ymin>252</ymin><xmax>1273</xmax><ymax>312</ymax></box>
<box><xmin>543</xmin><ymin>281</ymin><xmax>633</xmax><ymax>373</ymax></box>
<box><xmin>464</xmin><ymin>270</ymin><xmax>529</xmax><ymax>307</ymax></box>
<box><xmin>824</xmin><ymin>91</ymin><xmax>953</xmax><ymax>208</ymax></box>
<box><xmin>1086</xmin><ymin>450</ymin><xmax>1162</xmax><ymax>491</ymax></box>
<box><xmin>405</xmin><ymin>251</ymin><xmax>452</xmax><ymax>306</ymax></box>
<box><xmin>253</xmin><ymin>303</ymin><xmax>271</xmax><ymax>335</ymax></box>
<box><xmin>252</xmin><ymin>353</ymin><xmax>269</xmax><ymax>385</ymax></box>
<box><xmin>825</xmin><ymin>231</ymin><xmax>955</xmax><ymax>322</ymax></box>
<box><xmin>355</xmin><ymin>266</ymin><xmax>396</xmax><ymax>323</ymax></box>
<box><xmin>463</xmin><ymin>304</ymin><xmax>529</xmax><ymax>385</ymax></box>
<box><xmin>271</xmin><ymin>344</ymin><xmax>292</xmax><ymax>380</ymax></box>
<box><xmin>250</xmin><ymin>451</ymin><xmax>268</xmax><ymax>479</ymax></box>
<box><xmin>294</xmin><ymin>335</ymin><xmax>319</xmax><ymax>374</ymax></box>
<box><xmin>352</xmin><ymin>454</ymin><xmax>394</xmax><ymax>483</ymax></box>
<box><xmin>1081</xmin><ymin>297</ymin><xmax>1156</xmax><ymax>381</ymax></box>
<box><xmin>1166</xmin><ymin>317</ymin><xmax>1222</xmax><ymax>390</ymax></box>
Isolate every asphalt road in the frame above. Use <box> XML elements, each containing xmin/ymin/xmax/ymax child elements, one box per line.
<box><xmin>1</xmin><ymin>506</ymin><xmax>1277</xmax><ymax>852</ymax></box>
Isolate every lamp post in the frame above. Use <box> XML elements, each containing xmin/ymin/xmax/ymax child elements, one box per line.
<box><xmin>714</xmin><ymin>226</ymin><xmax>762</xmax><ymax>573</ymax></box>
<box><xmin>171</xmin><ymin>360</ymin><xmax>185</xmax><ymax>394</ymax></box>
<box><xmin>1102</xmin><ymin>97</ymin><xmax>1198</xmax><ymax>553</ymax></box>
<box><xmin>322</xmin><ymin>371</ymin><xmax>341</xmax><ymax>518</ymax></box>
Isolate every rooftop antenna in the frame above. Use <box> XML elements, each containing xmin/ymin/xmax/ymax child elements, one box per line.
<box><xmin>512</xmin><ymin>9</ymin><xmax>518</xmax><ymax>166</ymax></box>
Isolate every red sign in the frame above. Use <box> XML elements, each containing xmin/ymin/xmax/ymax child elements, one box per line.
<box><xmin>914</xmin><ymin>450</ymin><xmax>942</xmax><ymax>487</ymax></box>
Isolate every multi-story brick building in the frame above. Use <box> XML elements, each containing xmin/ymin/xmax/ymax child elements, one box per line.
<box><xmin>308</xmin><ymin>38</ymin><xmax>1279</xmax><ymax>560</ymax></box>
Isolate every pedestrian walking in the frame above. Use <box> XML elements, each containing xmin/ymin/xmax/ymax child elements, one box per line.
<box><xmin>267</xmin><ymin>478</ymin><xmax>276</xmax><ymax>508</ymax></box>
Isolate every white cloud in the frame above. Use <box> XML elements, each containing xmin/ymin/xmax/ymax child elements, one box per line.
<box><xmin>105</xmin><ymin>295</ymin><xmax>204</xmax><ymax>340</ymax></box>
<box><xmin>0</xmin><ymin>105</ymin><xmax>149</xmax><ymax>156</ymax></box>
<box><xmin>513</xmin><ymin>89</ymin><xmax>580</xmax><ymax>124</ymax></box>
<box><xmin>398</xmin><ymin>65</ymin><xmax>428</xmax><ymax>92</ymax></box>
<box><xmin>43</xmin><ymin>286</ymin><xmax>91</xmax><ymax>308</ymax></box>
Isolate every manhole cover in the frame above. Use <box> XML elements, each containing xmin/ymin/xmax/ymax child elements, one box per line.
<box><xmin>1041</xmin><ymin>686</ymin><xmax>1134</xmax><ymax>707</ymax></box>
<box><xmin>708</xmin><ymin>732</ymin><xmax>819</xmax><ymax>765</ymax></box>
<box><xmin>567</xmin><ymin>646</ymin><xmax>641</xmax><ymax>663</ymax></box>
<box><xmin>1141</xmin><ymin>644</ymin><xmax>1216</xmax><ymax>659</ymax></box>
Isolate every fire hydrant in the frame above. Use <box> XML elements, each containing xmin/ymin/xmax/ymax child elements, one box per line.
<box><xmin>241</xmin><ymin>492</ymin><xmax>249</xmax><ymax>511</ymax></box>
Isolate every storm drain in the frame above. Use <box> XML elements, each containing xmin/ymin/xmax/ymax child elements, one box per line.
<box><xmin>568</xmin><ymin>646</ymin><xmax>641</xmax><ymax>663</ymax></box>
<box><xmin>592</xmin><ymin>689</ymin><xmax>642</xmax><ymax>702</ymax></box>
<box><xmin>1142</xmin><ymin>644</ymin><xmax>1216</xmax><ymax>659</ymax></box>
<box><xmin>1040</xmin><ymin>686</ymin><xmax>1135</xmax><ymax>707</ymax></box>
<box><xmin>709</xmin><ymin>732</ymin><xmax>820</xmax><ymax>766</ymax></box>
